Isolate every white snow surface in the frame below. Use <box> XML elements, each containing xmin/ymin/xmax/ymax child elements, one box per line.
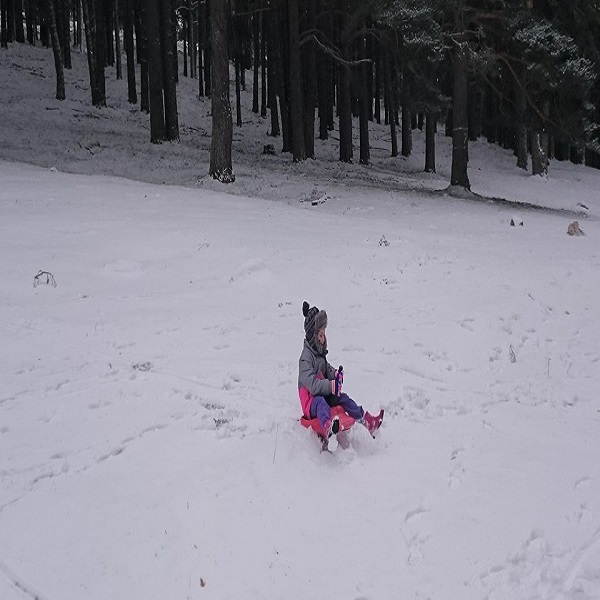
<box><xmin>1</xmin><ymin>42</ymin><xmax>600</xmax><ymax>600</ymax></box>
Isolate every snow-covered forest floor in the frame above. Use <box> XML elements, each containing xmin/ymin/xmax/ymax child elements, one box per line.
<box><xmin>1</xmin><ymin>42</ymin><xmax>600</xmax><ymax>600</ymax></box>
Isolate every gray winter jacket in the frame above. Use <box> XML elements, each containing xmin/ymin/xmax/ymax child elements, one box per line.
<box><xmin>298</xmin><ymin>340</ymin><xmax>336</xmax><ymax>398</ymax></box>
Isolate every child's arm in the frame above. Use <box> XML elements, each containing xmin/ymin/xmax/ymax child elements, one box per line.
<box><xmin>299</xmin><ymin>355</ymin><xmax>335</xmax><ymax>397</ymax></box>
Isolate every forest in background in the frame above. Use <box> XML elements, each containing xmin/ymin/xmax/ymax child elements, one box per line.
<box><xmin>1</xmin><ymin>0</ymin><xmax>599</xmax><ymax>187</ymax></box>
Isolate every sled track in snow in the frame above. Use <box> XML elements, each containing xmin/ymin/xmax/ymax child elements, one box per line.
<box><xmin>0</xmin><ymin>558</ymin><xmax>53</xmax><ymax>600</ymax></box>
<box><xmin>560</xmin><ymin>526</ymin><xmax>600</xmax><ymax>595</ymax></box>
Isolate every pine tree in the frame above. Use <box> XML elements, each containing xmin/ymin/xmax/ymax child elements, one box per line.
<box><xmin>510</xmin><ymin>14</ymin><xmax>596</xmax><ymax>174</ymax></box>
<box><xmin>44</xmin><ymin>0</ymin><xmax>65</xmax><ymax>100</ymax></box>
<box><xmin>383</xmin><ymin>1</ymin><xmax>448</xmax><ymax>170</ymax></box>
<box><xmin>209</xmin><ymin>0</ymin><xmax>234</xmax><ymax>182</ymax></box>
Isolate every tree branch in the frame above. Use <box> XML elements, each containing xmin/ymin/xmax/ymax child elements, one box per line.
<box><xmin>299</xmin><ymin>31</ymin><xmax>372</xmax><ymax>68</ymax></box>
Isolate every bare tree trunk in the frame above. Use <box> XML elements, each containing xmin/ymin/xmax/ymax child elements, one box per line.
<box><xmin>374</xmin><ymin>39</ymin><xmax>381</xmax><ymax>125</ymax></box>
<box><xmin>231</xmin><ymin>8</ymin><xmax>242</xmax><ymax>127</ymax></box>
<box><xmin>317</xmin><ymin>54</ymin><xmax>330</xmax><ymax>140</ymax></box>
<box><xmin>288</xmin><ymin>0</ymin><xmax>305</xmax><ymax>161</ymax></box>
<box><xmin>265</xmin><ymin>10</ymin><xmax>279</xmax><ymax>136</ymax></box>
<box><xmin>515</xmin><ymin>73</ymin><xmax>528</xmax><ymax>170</ymax></box>
<box><xmin>384</xmin><ymin>45</ymin><xmax>397</xmax><ymax>157</ymax></box>
<box><xmin>401</xmin><ymin>66</ymin><xmax>412</xmax><ymax>157</ymax></box>
<box><xmin>14</xmin><ymin>0</ymin><xmax>25</xmax><ymax>42</ymax></box>
<box><xmin>114</xmin><ymin>0</ymin><xmax>122</xmax><ymax>80</ymax></box>
<box><xmin>161</xmin><ymin>0</ymin><xmax>179</xmax><ymax>140</ymax></box>
<box><xmin>182</xmin><ymin>9</ymin><xmax>188</xmax><ymax>77</ymax></box>
<box><xmin>275</xmin><ymin>0</ymin><xmax>290</xmax><ymax>151</ymax></box>
<box><xmin>338</xmin><ymin>6</ymin><xmax>354</xmax><ymax>163</ymax></box>
<box><xmin>339</xmin><ymin>63</ymin><xmax>352</xmax><ymax>162</ymax></box>
<box><xmin>75</xmin><ymin>0</ymin><xmax>83</xmax><ymax>49</ymax></box>
<box><xmin>82</xmin><ymin>0</ymin><xmax>105</xmax><ymax>106</ymax></box>
<box><xmin>188</xmin><ymin>0</ymin><xmax>196</xmax><ymax>79</ymax></box>
<box><xmin>317</xmin><ymin>2</ymin><xmax>332</xmax><ymax>142</ymax></box>
<box><xmin>1</xmin><ymin>0</ymin><xmax>9</xmax><ymax>47</ymax></box>
<box><xmin>235</xmin><ymin>50</ymin><xmax>242</xmax><ymax>126</ymax></box>
<box><xmin>93</xmin><ymin>0</ymin><xmax>106</xmax><ymax>104</ymax></box>
<box><xmin>203</xmin><ymin>0</ymin><xmax>211</xmax><ymax>96</ymax></box>
<box><xmin>266</xmin><ymin>15</ymin><xmax>278</xmax><ymax>135</ymax></box>
<box><xmin>104</xmin><ymin>0</ymin><xmax>114</xmax><ymax>66</ymax></box>
<box><xmin>25</xmin><ymin>0</ymin><xmax>35</xmax><ymax>44</ymax></box>
<box><xmin>401</xmin><ymin>102</ymin><xmax>411</xmax><ymax>156</ymax></box>
<box><xmin>44</xmin><ymin>0</ymin><xmax>65</xmax><ymax>99</ymax></box>
<box><xmin>58</xmin><ymin>0</ymin><xmax>71</xmax><ymax>68</ymax></box>
<box><xmin>425</xmin><ymin>113</ymin><xmax>436</xmax><ymax>172</ymax></box>
<box><xmin>147</xmin><ymin>0</ymin><xmax>165</xmax><ymax>142</ymax></box>
<box><xmin>124</xmin><ymin>0</ymin><xmax>136</xmax><ymax>103</ymax></box>
<box><xmin>252</xmin><ymin>11</ymin><xmax>259</xmax><ymax>113</ymax></box>
<box><xmin>450</xmin><ymin>41</ymin><xmax>470</xmax><ymax>189</ymax></box>
<box><xmin>135</xmin><ymin>0</ymin><xmax>149</xmax><ymax>112</ymax></box>
<box><xmin>302</xmin><ymin>0</ymin><xmax>316</xmax><ymax>159</ymax></box>
<box><xmin>209</xmin><ymin>0</ymin><xmax>234</xmax><ymax>182</ymax></box>
<box><xmin>358</xmin><ymin>29</ymin><xmax>369</xmax><ymax>165</ymax></box>
<box><xmin>41</xmin><ymin>6</ymin><xmax>50</xmax><ymax>47</ymax></box>
<box><xmin>468</xmin><ymin>79</ymin><xmax>483</xmax><ymax>140</ymax></box>
<box><xmin>260</xmin><ymin>11</ymin><xmax>267</xmax><ymax>118</ymax></box>
<box><xmin>530</xmin><ymin>131</ymin><xmax>548</xmax><ymax>176</ymax></box>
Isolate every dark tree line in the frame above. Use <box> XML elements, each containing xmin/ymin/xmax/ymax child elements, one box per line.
<box><xmin>2</xmin><ymin>0</ymin><xmax>600</xmax><ymax>187</ymax></box>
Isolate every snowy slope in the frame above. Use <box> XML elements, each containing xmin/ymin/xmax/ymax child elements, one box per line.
<box><xmin>1</xmin><ymin>42</ymin><xmax>600</xmax><ymax>600</ymax></box>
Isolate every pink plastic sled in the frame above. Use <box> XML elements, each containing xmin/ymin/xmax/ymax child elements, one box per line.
<box><xmin>300</xmin><ymin>405</ymin><xmax>356</xmax><ymax>440</ymax></box>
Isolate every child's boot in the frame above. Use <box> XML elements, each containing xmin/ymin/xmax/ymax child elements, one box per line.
<box><xmin>324</xmin><ymin>416</ymin><xmax>340</xmax><ymax>451</ymax></box>
<box><xmin>361</xmin><ymin>409</ymin><xmax>384</xmax><ymax>437</ymax></box>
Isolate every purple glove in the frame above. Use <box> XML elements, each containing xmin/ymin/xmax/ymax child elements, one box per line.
<box><xmin>334</xmin><ymin>366</ymin><xmax>344</xmax><ymax>396</ymax></box>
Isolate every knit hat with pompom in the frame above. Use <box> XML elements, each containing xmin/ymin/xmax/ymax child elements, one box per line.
<box><xmin>302</xmin><ymin>301</ymin><xmax>327</xmax><ymax>345</ymax></box>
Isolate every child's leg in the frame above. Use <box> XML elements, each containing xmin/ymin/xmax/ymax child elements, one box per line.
<box><xmin>310</xmin><ymin>395</ymin><xmax>332</xmax><ymax>429</ymax></box>
<box><xmin>337</xmin><ymin>393</ymin><xmax>365</xmax><ymax>420</ymax></box>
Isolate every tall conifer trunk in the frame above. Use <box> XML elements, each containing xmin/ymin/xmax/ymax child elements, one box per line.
<box><xmin>209</xmin><ymin>0</ymin><xmax>234</xmax><ymax>182</ymax></box>
<box><xmin>384</xmin><ymin>46</ymin><xmax>398</xmax><ymax>157</ymax></box>
<box><xmin>450</xmin><ymin>41</ymin><xmax>470</xmax><ymax>189</ymax></box>
<box><xmin>59</xmin><ymin>0</ymin><xmax>71</xmax><ymax>68</ymax></box>
<box><xmin>93</xmin><ymin>0</ymin><xmax>106</xmax><ymax>105</ymax></box>
<box><xmin>252</xmin><ymin>12</ymin><xmax>259</xmax><ymax>114</ymax></box>
<box><xmin>265</xmin><ymin>11</ymin><xmax>279</xmax><ymax>136</ymax></box>
<box><xmin>114</xmin><ymin>0</ymin><xmax>122</xmax><ymax>79</ymax></box>
<box><xmin>44</xmin><ymin>0</ymin><xmax>65</xmax><ymax>99</ymax></box>
<box><xmin>82</xmin><ymin>0</ymin><xmax>105</xmax><ymax>106</ymax></box>
<box><xmin>203</xmin><ymin>0</ymin><xmax>211</xmax><ymax>96</ymax></box>
<box><xmin>1</xmin><ymin>0</ymin><xmax>8</xmax><ymax>48</ymax></box>
<box><xmin>25</xmin><ymin>0</ymin><xmax>35</xmax><ymax>45</ymax></box>
<box><xmin>273</xmin><ymin>0</ymin><xmax>290</xmax><ymax>152</ymax></box>
<box><xmin>288</xmin><ymin>0</ymin><xmax>305</xmax><ymax>161</ymax></box>
<box><xmin>15</xmin><ymin>0</ymin><xmax>25</xmax><ymax>42</ymax></box>
<box><xmin>124</xmin><ymin>0</ymin><xmax>137</xmax><ymax>104</ymax></box>
<box><xmin>260</xmin><ymin>12</ymin><xmax>267</xmax><ymax>118</ymax></box>
<box><xmin>160</xmin><ymin>0</ymin><xmax>179</xmax><ymax>140</ymax></box>
<box><xmin>515</xmin><ymin>70</ymin><xmax>528</xmax><ymax>170</ymax></box>
<box><xmin>147</xmin><ymin>0</ymin><xmax>165</xmax><ymax>142</ymax></box>
<box><xmin>358</xmin><ymin>30</ymin><xmax>370</xmax><ymax>165</ymax></box>
<box><xmin>317</xmin><ymin>3</ymin><xmax>331</xmax><ymax>144</ymax></box>
<box><xmin>338</xmin><ymin>7</ymin><xmax>353</xmax><ymax>163</ymax></box>
<box><xmin>135</xmin><ymin>0</ymin><xmax>149</xmax><ymax>113</ymax></box>
<box><xmin>302</xmin><ymin>0</ymin><xmax>316</xmax><ymax>159</ymax></box>
<box><xmin>401</xmin><ymin>66</ymin><xmax>412</xmax><ymax>157</ymax></box>
<box><xmin>425</xmin><ymin>113</ymin><xmax>436</xmax><ymax>172</ymax></box>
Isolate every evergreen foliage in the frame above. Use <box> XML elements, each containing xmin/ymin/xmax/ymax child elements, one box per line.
<box><xmin>513</xmin><ymin>17</ymin><xmax>595</xmax><ymax>131</ymax></box>
<box><xmin>1</xmin><ymin>0</ymin><xmax>600</xmax><ymax>184</ymax></box>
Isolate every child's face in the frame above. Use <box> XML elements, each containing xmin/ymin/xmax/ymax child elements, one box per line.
<box><xmin>317</xmin><ymin>327</ymin><xmax>326</xmax><ymax>346</ymax></box>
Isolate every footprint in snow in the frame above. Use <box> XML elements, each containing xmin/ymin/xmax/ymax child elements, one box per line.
<box><xmin>574</xmin><ymin>476</ymin><xmax>591</xmax><ymax>490</ymax></box>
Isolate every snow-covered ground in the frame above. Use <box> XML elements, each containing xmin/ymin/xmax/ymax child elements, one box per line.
<box><xmin>1</xmin><ymin>42</ymin><xmax>600</xmax><ymax>600</ymax></box>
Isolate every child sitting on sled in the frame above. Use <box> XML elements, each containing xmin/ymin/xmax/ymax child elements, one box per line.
<box><xmin>298</xmin><ymin>301</ymin><xmax>383</xmax><ymax>440</ymax></box>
